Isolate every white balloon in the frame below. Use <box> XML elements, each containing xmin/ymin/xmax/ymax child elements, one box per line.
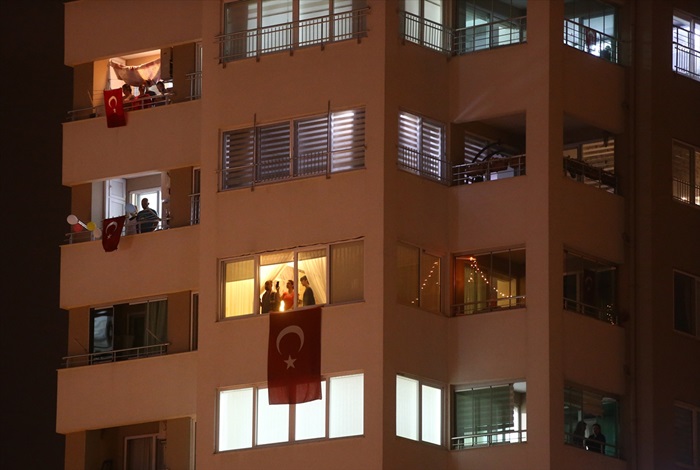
<box><xmin>66</xmin><ymin>214</ymin><xmax>79</xmax><ymax>225</ymax></box>
<box><xmin>93</xmin><ymin>228</ymin><xmax>102</xmax><ymax>239</ymax></box>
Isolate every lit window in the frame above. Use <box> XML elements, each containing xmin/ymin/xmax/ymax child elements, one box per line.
<box><xmin>563</xmin><ymin>250</ymin><xmax>617</xmax><ymax>324</ymax></box>
<box><xmin>218</xmin><ymin>373</ymin><xmax>364</xmax><ymax>452</ymax></box>
<box><xmin>674</xmin><ymin>270</ymin><xmax>700</xmax><ymax>337</ymax></box>
<box><xmin>673</xmin><ymin>10</ymin><xmax>700</xmax><ymax>81</ymax></box>
<box><xmin>402</xmin><ymin>0</ymin><xmax>446</xmax><ymax>51</ymax></box>
<box><xmin>396</xmin><ymin>375</ymin><xmax>442</xmax><ymax>445</ymax></box>
<box><xmin>220</xmin><ymin>240</ymin><xmax>363</xmax><ymax>319</ymax></box>
<box><xmin>453</xmin><ymin>0</ymin><xmax>527</xmax><ymax>54</ymax></box>
<box><xmin>222</xmin><ymin>108</ymin><xmax>366</xmax><ymax>190</ymax></box>
<box><xmin>563</xmin><ymin>0</ymin><xmax>618</xmax><ymax>62</ymax></box>
<box><xmin>453</xmin><ymin>382</ymin><xmax>527</xmax><ymax>449</ymax></box>
<box><xmin>220</xmin><ymin>0</ymin><xmax>368</xmax><ymax>62</ymax></box>
<box><xmin>397</xmin><ymin>243</ymin><xmax>441</xmax><ymax>313</ymax></box>
<box><xmin>672</xmin><ymin>140</ymin><xmax>700</xmax><ymax>206</ymax></box>
<box><xmin>564</xmin><ymin>385</ymin><xmax>619</xmax><ymax>458</ymax></box>
<box><xmin>453</xmin><ymin>248</ymin><xmax>525</xmax><ymax>316</ymax></box>
<box><xmin>398</xmin><ymin>111</ymin><xmax>446</xmax><ymax>183</ymax></box>
<box><xmin>674</xmin><ymin>402</ymin><xmax>700</xmax><ymax>467</ymax></box>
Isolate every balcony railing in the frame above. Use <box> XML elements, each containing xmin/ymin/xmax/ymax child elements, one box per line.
<box><xmin>452</xmin><ymin>429</ymin><xmax>527</xmax><ymax>450</ymax></box>
<box><xmin>673</xmin><ymin>27</ymin><xmax>700</xmax><ymax>81</ymax></box>
<box><xmin>453</xmin><ymin>16</ymin><xmax>527</xmax><ymax>55</ymax></box>
<box><xmin>62</xmin><ymin>343</ymin><xmax>169</xmax><ymax>368</ymax></box>
<box><xmin>563</xmin><ymin>157</ymin><xmax>616</xmax><ymax>193</ymax></box>
<box><xmin>452</xmin><ymin>295</ymin><xmax>526</xmax><ymax>316</ymax></box>
<box><xmin>564</xmin><ymin>431</ymin><xmax>620</xmax><ymax>458</ymax></box>
<box><xmin>563</xmin><ymin>19</ymin><xmax>619</xmax><ymax>63</ymax></box>
<box><xmin>564</xmin><ymin>298</ymin><xmax>618</xmax><ymax>325</ymax></box>
<box><xmin>673</xmin><ymin>178</ymin><xmax>700</xmax><ymax>206</ymax></box>
<box><xmin>452</xmin><ymin>155</ymin><xmax>526</xmax><ymax>185</ymax></box>
<box><xmin>400</xmin><ymin>11</ymin><xmax>527</xmax><ymax>55</ymax></box>
<box><xmin>397</xmin><ymin>147</ymin><xmax>449</xmax><ymax>184</ymax></box>
<box><xmin>65</xmin><ymin>217</ymin><xmax>170</xmax><ymax>245</ymax></box>
<box><xmin>216</xmin><ymin>7</ymin><xmax>370</xmax><ymax>63</ymax></box>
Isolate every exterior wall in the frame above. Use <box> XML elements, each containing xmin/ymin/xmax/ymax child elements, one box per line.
<box><xmin>56</xmin><ymin>352</ymin><xmax>196</xmax><ymax>433</ymax></box>
<box><xmin>58</xmin><ymin>1</ymin><xmax>700</xmax><ymax>469</ymax></box>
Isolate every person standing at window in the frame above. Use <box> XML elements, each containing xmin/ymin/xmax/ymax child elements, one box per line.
<box><xmin>301</xmin><ymin>276</ymin><xmax>316</xmax><ymax>306</ymax></box>
<box><xmin>134</xmin><ymin>198</ymin><xmax>160</xmax><ymax>233</ymax></box>
<box><xmin>260</xmin><ymin>280</ymin><xmax>278</xmax><ymax>313</ymax></box>
<box><xmin>586</xmin><ymin>423</ymin><xmax>606</xmax><ymax>453</ymax></box>
<box><xmin>279</xmin><ymin>280</ymin><xmax>295</xmax><ymax>311</ymax></box>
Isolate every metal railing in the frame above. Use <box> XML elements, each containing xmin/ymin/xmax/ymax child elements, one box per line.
<box><xmin>397</xmin><ymin>147</ymin><xmax>449</xmax><ymax>184</ymax></box>
<box><xmin>563</xmin><ymin>157</ymin><xmax>616</xmax><ymax>193</ymax></box>
<box><xmin>65</xmin><ymin>217</ymin><xmax>169</xmax><ymax>245</ymax></box>
<box><xmin>452</xmin><ymin>429</ymin><xmax>527</xmax><ymax>450</ymax></box>
<box><xmin>673</xmin><ymin>27</ymin><xmax>700</xmax><ymax>81</ymax></box>
<box><xmin>186</xmin><ymin>71</ymin><xmax>203</xmax><ymax>100</ymax></box>
<box><xmin>190</xmin><ymin>193</ymin><xmax>201</xmax><ymax>225</ymax></box>
<box><xmin>453</xmin><ymin>16</ymin><xmax>527</xmax><ymax>55</ymax></box>
<box><xmin>452</xmin><ymin>154</ymin><xmax>526</xmax><ymax>185</ymax></box>
<box><xmin>216</xmin><ymin>7</ymin><xmax>369</xmax><ymax>63</ymax></box>
<box><xmin>563</xmin><ymin>298</ymin><xmax>618</xmax><ymax>325</ymax></box>
<box><xmin>62</xmin><ymin>343</ymin><xmax>169</xmax><ymax>368</ymax></box>
<box><xmin>67</xmin><ymin>93</ymin><xmax>175</xmax><ymax>122</ymax></box>
<box><xmin>672</xmin><ymin>178</ymin><xmax>700</xmax><ymax>206</ymax></box>
<box><xmin>564</xmin><ymin>431</ymin><xmax>620</xmax><ymax>458</ymax></box>
<box><xmin>221</xmin><ymin>145</ymin><xmax>366</xmax><ymax>190</ymax></box>
<box><xmin>400</xmin><ymin>11</ymin><xmax>451</xmax><ymax>53</ymax></box>
<box><xmin>563</xmin><ymin>19</ymin><xmax>619</xmax><ymax>63</ymax></box>
<box><xmin>452</xmin><ymin>295</ymin><xmax>526</xmax><ymax>316</ymax></box>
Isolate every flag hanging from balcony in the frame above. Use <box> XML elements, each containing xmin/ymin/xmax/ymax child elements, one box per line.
<box><xmin>103</xmin><ymin>89</ymin><xmax>126</xmax><ymax>128</ymax></box>
<box><xmin>267</xmin><ymin>306</ymin><xmax>322</xmax><ymax>405</ymax></box>
<box><xmin>101</xmin><ymin>216</ymin><xmax>126</xmax><ymax>252</ymax></box>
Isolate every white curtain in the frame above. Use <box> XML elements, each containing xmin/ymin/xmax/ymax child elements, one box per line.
<box><xmin>110</xmin><ymin>58</ymin><xmax>161</xmax><ymax>86</ymax></box>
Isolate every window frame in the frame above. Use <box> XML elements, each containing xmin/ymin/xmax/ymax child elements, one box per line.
<box><xmin>217</xmin><ymin>372</ymin><xmax>365</xmax><ymax>452</ymax></box>
<box><xmin>452</xmin><ymin>247</ymin><xmax>526</xmax><ymax>316</ymax></box>
<box><xmin>564</xmin><ymin>383</ymin><xmax>620</xmax><ymax>458</ymax></box>
<box><xmin>219</xmin><ymin>239</ymin><xmax>364</xmax><ymax>320</ymax></box>
<box><xmin>451</xmin><ymin>380</ymin><xmax>527</xmax><ymax>450</ymax></box>
<box><xmin>221</xmin><ymin>107</ymin><xmax>366</xmax><ymax>191</ymax></box>
<box><xmin>396</xmin><ymin>373</ymin><xmax>444</xmax><ymax>446</ymax></box>
<box><xmin>673</xmin><ymin>9</ymin><xmax>700</xmax><ymax>81</ymax></box>
<box><xmin>674</xmin><ymin>401</ymin><xmax>700</xmax><ymax>467</ymax></box>
<box><xmin>674</xmin><ymin>269</ymin><xmax>700</xmax><ymax>338</ymax></box>
<box><xmin>397</xmin><ymin>110</ymin><xmax>447</xmax><ymax>183</ymax></box>
<box><xmin>672</xmin><ymin>140</ymin><xmax>700</xmax><ymax>207</ymax></box>
<box><xmin>397</xmin><ymin>242</ymin><xmax>443</xmax><ymax>314</ymax></box>
<box><xmin>563</xmin><ymin>249</ymin><xmax>618</xmax><ymax>324</ymax></box>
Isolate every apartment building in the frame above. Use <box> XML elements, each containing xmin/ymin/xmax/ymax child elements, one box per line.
<box><xmin>57</xmin><ymin>1</ymin><xmax>700</xmax><ymax>469</ymax></box>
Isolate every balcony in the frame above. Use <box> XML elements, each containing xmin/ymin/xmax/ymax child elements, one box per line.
<box><xmin>216</xmin><ymin>6</ymin><xmax>370</xmax><ymax>63</ymax></box>
<box><xmin>63</xmin><ymin>343</ymin><xmax>169</xmax><ymax>368</ymax></box>
<box><xmin>563</xmin><ymin>19</ymin><xmax>619</xmax><ymax>63</ymax></box>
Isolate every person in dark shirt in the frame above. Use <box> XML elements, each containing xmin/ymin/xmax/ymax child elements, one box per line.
<box><xmin>301</xmin><ymin>275</ymin><xmax>316</xmax><ymax>306</ymax></box>
<box><xmin>260</xmin><ymin>280</ymin><xmax>278</xmax><ymax>313</ymax></box>
<box><xmin>134</xmin><ymin>198</ymin><xmax>160</xmax><ymax>233</ymax></box>
<box><xmin>586</xmin><ymin>423</ymin><xmax>606</xmax><ymax>453</ymax></box>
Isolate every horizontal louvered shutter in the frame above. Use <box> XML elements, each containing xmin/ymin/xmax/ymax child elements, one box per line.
<box><xmin>296</xmin><ymin>115</ymin><xmax>328</xmax><ymax>176</ymax></box>
<box><xmin>222</xmin><ymin>128</ymin><xmax>255</xmax><ymax>189</ymax></box>
<box><xmin>331</xmin><ymin>109</ymin><xmax>365</xmax><ymax>172</ymax></box>
<box><xmin>257</xmin><ymin>122</ymin><xmax>291</xmax><ymax>182</ymax></box>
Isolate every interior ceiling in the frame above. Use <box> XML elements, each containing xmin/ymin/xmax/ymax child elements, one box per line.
<box><xmin>478</xmin><ymin>114</ymin><xmax>609</xmax><ymax>143</ymax></box>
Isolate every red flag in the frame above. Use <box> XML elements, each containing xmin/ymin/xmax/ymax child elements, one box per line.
<box><xmin>268</xmin><ymin>306</ymin><xmax>322</xmax><ymax>404</ymax></box>
<box><xmin>103</xmin><ymin>89</ymin><xmax>126</xmax><ymax>128</ymax></box>
<box><xmin>101</xmin><ymin>216</ymin><xmax>126</xmax><ymax>252</ymax></box>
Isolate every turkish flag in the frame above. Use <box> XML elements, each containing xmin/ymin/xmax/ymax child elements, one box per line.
<box><xmin>267</xmin><ymin>306</ymin><xmax>322</xmax><ymax>405</ymax></box>
<box><xmin>103</xmin><ymin>89</ymin><xmax>126</xmax><ymax>128</ymax></box>
<box><xmin>101</xmin><ymin>216</ymin><xmax>126</xmax><ymax>252</ymax></box>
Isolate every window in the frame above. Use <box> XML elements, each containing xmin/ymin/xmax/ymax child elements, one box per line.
<box><xmin>397</xmin><ymin>243</ymin><xmax>441</xmax><ymax>313</ymax></box>
<box><xmin>89</xmin><ymin>299</ymin><xmax>168</xmax><ymax>361</ymax></box>
<box><xmin>220</xmin><ymin>240</ymin><xmax>363</xmax><ymax>318</ymax></box>
<box><xmin>452</xmin><ymin>382</ymin><xmax>526</xmax><ymax>449</ymax></box>
<box><xmin>454</xmin><ymin>132</ymin><xmax>526</xmax><ymax>185</ymax></box>
<box><xmin>673</xmin><ymin>10</ymin><xmax>700</xmax><ymax>81</ymax></box>
<box><xmin>563</xmin><ymin>250</ymin><xmax>617</xmax><ymax>324</ymax></box>
<box><xmin>674</xmin><ymin>402</ymin><xmax>700</xmax><ymax>467</ymax></box>
<box><xmin>564</xmin><ymin>0</ymin><xmax>618</xmax><ymax>62</ymax></box>
<box><xmin>398</xmin><ymin>111</ymin><xmax>446</xmax><ymax>183</ymax></box>
<box><xmin>564</xmin><ymin>385</ymin><xmax>619</xmax><ymax>458</ymax></box>
<box><xmin>222</xmin><ymin>108</ymin><xmax>365</xmax><ymax>190</ymax></box>
<box><xmin>672</xmin><ymin>140</ymin><xmax>700</xmax><ymax>207</ymax></box>
<box><xmin>220</xmin><ymin>0</ymin><xmax>368</xmax><ymax>62</ymax></box>
<box><xmin>218</xmin><ymin>373</ymin><xmax>364</xmax><ymax>451</ymax></box>
<box><xmin>125</xmin><ymin>434</ymin><xmax>159</xmax><ymax>470</ymax></box>
<box><xmin>674</xmin><ymin>270</ymin><xmax>700</xmax><ymax>337</ymax></box>
<box><xmin>190</xmin><ymin>167</ymin><xmax>201</xmax><ymax>225</ymax></box>
<box><xmin>452</xmin><ymin>248</ymin><xmax>526</xmax><ymax>316</ymax></box>
<box><xmin>563</xmin><ymin>138</ymin><xmax>616</xmax><ymax>193</ymax></box>
<box><xmin>454</xmin><ymin>0</ymin><xmax>527</xmax><ymax>54</ymax></box>
<box><xmin>396</xmin><ymin>375</ymin><xmax>442</xmax><ymax>445</ymax></box>
<box><xmin>402</xmin><ymin>0</ymin><xmax>446</xmax><ymax>51</ymax></box>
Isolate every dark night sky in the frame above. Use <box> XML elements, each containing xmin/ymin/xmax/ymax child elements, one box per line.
<box><xmin>2</xmin><ymin>1</ymin><xmax>72</xmax><ymax>468</ymax></box>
